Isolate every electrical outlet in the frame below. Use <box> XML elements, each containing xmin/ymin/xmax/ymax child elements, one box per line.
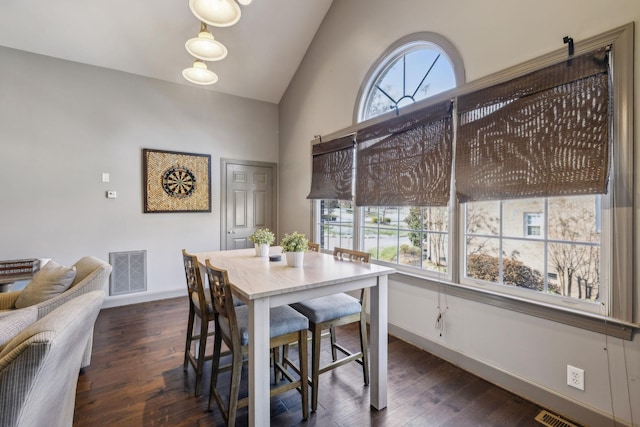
<box><xmin>567</xmin><ymin>365</ymin><xmax>585</xmax><ymax>391</ymax></box>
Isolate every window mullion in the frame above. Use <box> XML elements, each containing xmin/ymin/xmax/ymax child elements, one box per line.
<box><xmin>402</xmin><ymin>55</ymin><xmax>406</xmax><ymax>99</ymax></box>
<box><xmin>543</xmin><ymin>198</ymin><xmax>549</xmax><ymax>294</ymax></box>
<box><xmin>450</xmin><ymin>101</ymin><xmax>461</xmax><ymax>284</ymax></box>
<box><xmin>420</xmin><ymin>208</ymin><xmax>425</xmax><ymax>270</ymax></box>
<box><xmin>354</xmin><ymin>205</ymin><xmax>362</xmax><ymax>252</ymax></box>
<box><xmin>498</xmin><ymin>201</ymin><xmax>504</xmax><ymax>284</ymax></box>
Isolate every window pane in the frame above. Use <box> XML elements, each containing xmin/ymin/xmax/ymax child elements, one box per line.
<box><xmin>406</xmin><ymin>49</ymin><xmax>456</xmax><ymax>99</ymax></box>
<box><xmin>466</xmin><ymin>236</ymin><xmax>500</xmax><ymax>282</ymax></box>
<box><xmin>362</xmin><ymin>206</ymin><xmax>378</xmax><ymax>225</ymax></box>
<box><xmin>364</xmin><ymin>89</ymin><xmax>395</xmax><ymax>119</ymax></box>
<box><xmin>503</xmin><ymin>239</ymin><xmax>545</xmax><ymax>291</ymax></box>
<box><xmin>377</xmin><ymin>229</ymin><xmax>399</xmax><ymax>263</ymax></box>
<box><xmin>376</xmin><ymin>60</ymin><xmax>404</xmax><ymax>105</ymax></box>
<box><xmin>548</xmin><ymin>242</ymin><xmax>600</xmax><ymax>302</ymax></box>
<box><xmin>377</xmin><ymin>206</ymin><xmax>398</xmax><ymax>229</ymax></box>
<box><xmin>362</xmin><ymin>226</ymin><xmax>380</xmax><ymax>259</ymax></box>
<box><xmin>503</xmin><ymin>198</ymin><xmax>544</xmax><ymax>238</ymax></box>
<box><xmin>423</xmin><ymin>206</ymin><xmax>448</xmax><ymax>232</ymax></box>
<box><xmin>466</xmin><ymin>201</ymin><xmax>500</xmax><ymax>236</ymax></box>
<box><xmin>423</xmin><ymin>232</ymin><xmax>448</xmax><ymax>273</ymax></box>
<box><xmin>399</xmin><ymin>232</ymin><xmax>422</xmax><ymax>268</ymax></box>
<box><xmin>548</xmin><ymin>195</ymin><xmax>600</xmax><ymax>243</ymax></box>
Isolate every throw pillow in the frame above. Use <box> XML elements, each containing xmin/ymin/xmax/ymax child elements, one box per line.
<box><xmin>14</xmin><ymin>260</ymin><xmax>76</xmax><ymax>309</ymax></box>
<box><xmin>0</xmin><ymin>306</ymin><xmax>38</xmax><ymax>349</ymax></box>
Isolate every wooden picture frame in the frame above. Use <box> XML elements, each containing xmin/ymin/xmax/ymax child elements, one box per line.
<box><xmin>143</xmin><ymin>148</ymin><xmax>211</xmax><ymax>213</ymax></box>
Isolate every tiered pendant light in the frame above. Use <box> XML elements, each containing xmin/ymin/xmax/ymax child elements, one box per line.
<box><xmin>183</xmin><ymin>0</ymin><xmax>253</xmax><ymax>85</ymax></box>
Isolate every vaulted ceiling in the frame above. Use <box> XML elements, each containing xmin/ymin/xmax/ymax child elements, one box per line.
<box><xmin>0</xmin><ymin>0</ymin><xmax>334</xmax><ymax>103</ymax></box>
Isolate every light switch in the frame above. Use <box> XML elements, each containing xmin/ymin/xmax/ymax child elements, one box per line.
<box><xmin>102</xmin><ymin>172</ymin><xmax>110</xmax><ymax>183</ymax></box>
<box><xmin>106</xmin><ymin>191</ymin><xmax>117</xmax><ymax>199</ymax></box>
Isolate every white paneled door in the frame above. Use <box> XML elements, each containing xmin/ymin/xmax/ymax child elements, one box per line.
<box><xmin>222</xmin><ymin>160</ymin><xmax>277</xmax><ymax>250</ymax></box>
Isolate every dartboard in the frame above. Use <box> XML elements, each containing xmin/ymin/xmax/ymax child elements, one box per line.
<box><xmin>162</xmin><ymin>166</ymin><xmax>196</xmax><ymax>198</ymax></box>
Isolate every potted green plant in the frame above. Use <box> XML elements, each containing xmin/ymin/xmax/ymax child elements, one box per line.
<box><xmin>249</xmin><ymin>228</ymin><xmax>275</xmax><ymax>257</ymax></box>
<box><xmin>280</xmin><ymin>231</ymin><xmax>308</xmax><ymax>267</ymax></box>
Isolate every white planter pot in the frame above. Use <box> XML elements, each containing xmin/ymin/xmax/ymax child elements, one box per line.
<box><xmin>285</xmin><ymin>251</ymin><xmax>304</xmax><ymax>267</ymax></box>
<box><xmin>255</xmin><ymin>243</ymin><xmax>270</xmax><ymax>257</ymax></box>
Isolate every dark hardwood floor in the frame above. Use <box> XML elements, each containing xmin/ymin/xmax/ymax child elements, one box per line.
<box><xmin>74</xmin><ymin>297</ymin><xmax>553</xmax><ymax>427</ymax></box>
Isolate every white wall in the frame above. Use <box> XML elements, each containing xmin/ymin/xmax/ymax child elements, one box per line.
<box><xmin>0</xmin><ymin>46</ymin><xmax>278</xmax><ymax>305</ymax></box>
<box><xmin>279</xmin><ymin>0</ymin><xmax>640</xmax><ymax>425</ymax></box>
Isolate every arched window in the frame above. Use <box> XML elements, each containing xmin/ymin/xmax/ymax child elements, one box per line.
<box><xmin>316</xmin><ymin>33</ymin><xmax>463</xmax><ymax>273</ymax></box>
<box><xmin>356</xmin><ymin>34</ymin><xmax>462</xmax><ymax>273</ymax></box>
<box><xmin>358</xmin><ymin>34</ymin><xmax>463</xmax><ymax>121</ymax></box>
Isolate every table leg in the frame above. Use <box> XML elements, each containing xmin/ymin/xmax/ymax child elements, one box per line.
<box><xmin>248</xmin><ymin>297</ymin><xmax>271</xmax><ymax>427</ymax></box>
<box><xmin>369</xmin><ymin>274</ymin><xmax>388</xmax><ymax>410</ymax></box>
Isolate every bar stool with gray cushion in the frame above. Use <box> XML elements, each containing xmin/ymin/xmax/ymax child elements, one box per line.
<box><xmin>289</xmin><ymin>247</ymin><xmax>370</xmax><ymax>411</ymax></box>
<box><xmin>206</xmin><ymin>260</ymin><xmax>309</xmax><ymax>426</ymax></box>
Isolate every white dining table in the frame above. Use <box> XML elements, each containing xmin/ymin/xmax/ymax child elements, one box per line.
<box><xmin>194</xmin><ymin>247</ymin><xmax>395</xmax><ymax>427</ymax></box>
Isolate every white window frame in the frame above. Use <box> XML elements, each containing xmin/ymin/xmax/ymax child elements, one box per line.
<box><xmin>462</xmin><ymin>196</ymin><xmax>606</xmax><ymax>316</ymax></box>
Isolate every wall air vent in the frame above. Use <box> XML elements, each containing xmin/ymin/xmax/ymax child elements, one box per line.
<box><xmin>109</xmin><ymin>250</ymin><xmax>147</xmax><ymax>296</ymax></box>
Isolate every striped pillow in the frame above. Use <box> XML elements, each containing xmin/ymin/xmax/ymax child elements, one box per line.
<box><xmin>0</xmin><ymin>306</ymin><xmax>38</xmax><ymax>350</ymax></box>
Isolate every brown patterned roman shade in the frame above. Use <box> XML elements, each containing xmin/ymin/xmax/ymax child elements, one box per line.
<box><xmin>307</xmin><ymin>135</ymin><xmax>355</xmax><ymax>200</ymax></box>
<box><xmin>356</xmin><ymin>101</ymin><xmax>453</xmax><ymax>207</ymax></box>
<box><xmin>456</xmin><ymin>47</ymin><xmax>611</xmax><ymax>203</ymax></box>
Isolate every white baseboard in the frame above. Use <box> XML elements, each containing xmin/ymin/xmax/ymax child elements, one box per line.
<box><xmin>387</xmin><ymin>322</ymin><xmax>632</xmax><ymax>427</ymax></box>
<box><xmin>101</xmin><ymin>289</ymin><xmax>184</xmax><ymax>309</ymax></box>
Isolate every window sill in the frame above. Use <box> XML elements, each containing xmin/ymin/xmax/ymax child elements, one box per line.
<box><xmin>390</xmin><ymin>269</ymin><xmax>637</xmax><ymax>340</ymax></box>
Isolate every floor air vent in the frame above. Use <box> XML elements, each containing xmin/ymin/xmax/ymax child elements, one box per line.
<box><xmin>109</xmin><ymin>250</ymin><xmax>147</xmax><ymax>296</ymax></box>
<box><xmin>535</xmin><ymin>410</ymin><xmax>579</xmax><ymax>427</ymax></box>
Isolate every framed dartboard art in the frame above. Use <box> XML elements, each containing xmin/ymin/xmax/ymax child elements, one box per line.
<box><xmin>143</xmin><ymin>148</ymin><xmax>211</xmax><ymax>213</ymax></box>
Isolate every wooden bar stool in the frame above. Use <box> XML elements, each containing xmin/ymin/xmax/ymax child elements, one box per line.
<box><xmin>205</xmin><ymin>260</ymin><xmax>309</xmax><ymax>425</ymax></box>
<box><xmin>181</xmin><ymin>249</ymin><xmax>215</xmax><ymax>396</ymax></box>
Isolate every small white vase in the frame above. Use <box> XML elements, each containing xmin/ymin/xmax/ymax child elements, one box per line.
<box><xmin>285</xmin><ymin>251</ymin><xmax>304</xmax><ymax>267</ymax></box>
<box><xmin>255</xmin><ymin>243</ymin><xmax>270</xmax><ymax>257</ymax></box>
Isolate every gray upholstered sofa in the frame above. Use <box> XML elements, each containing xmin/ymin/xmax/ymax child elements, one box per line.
<box><xmin>0</xmin><ymin>256</ymin><xmax>111</xmax><ymax>367</ymax></box>
<box><xmin>0</xmin><ymin>290</ymin><xmax>105</xmax><ymax>427</ymax></box>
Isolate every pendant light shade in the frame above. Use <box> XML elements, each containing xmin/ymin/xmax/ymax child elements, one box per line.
<box><xmin>185</xmin><ymin>23</ymin><xmax>228</xmax><ymax>61</ymax></box>
<box><xmin>182</xmin><ymin>60</ymin><xmax>219</xmax><ymax>85</ymax></box>
<box><xmin>189</xmin><ymin>0</ymin><xmax>241</xmax><ymax>27</ymax></box>
<box><xmin>237</xmin><ymin>0</ymin><xmax>252</xmax><ymax>4</ymax></box>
